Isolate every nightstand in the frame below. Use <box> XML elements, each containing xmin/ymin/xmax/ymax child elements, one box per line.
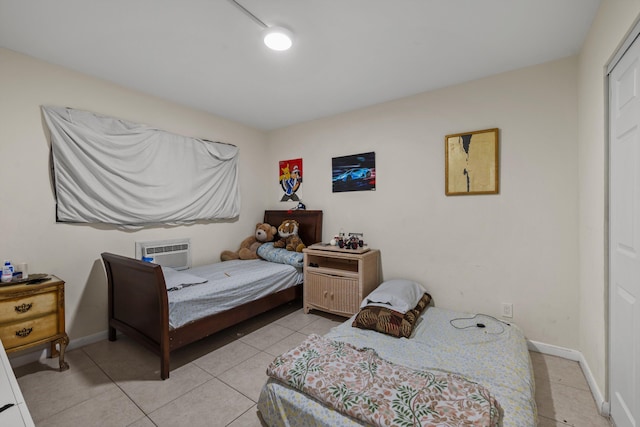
<box><xmin>0</xmin><ymin>276</ymin><xmax>69</xmax><ymax>371</ymax></box>
<box><xmin>303</xmin><ymin>245</ymin><xmax>381</xmax><ymax>317</ymax></box>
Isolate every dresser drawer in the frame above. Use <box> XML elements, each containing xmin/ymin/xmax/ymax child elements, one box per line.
<box><xmin>0</xmin><ymin>292</ymin><xmax>57</xmax><ymax>321</ymax></box>
<box><xmin>0</xmin><ymin>313</ymin><xmax>59</xmax><ymax>349</ymax></box>
<box><xmin>0</xmin><ymin>277</ymin><xmax>69</xmax><ymax>371</ymax></box>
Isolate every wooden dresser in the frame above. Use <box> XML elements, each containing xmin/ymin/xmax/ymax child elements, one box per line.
<box><xmin>303</xmin><ymin>245</ymin><xmax>381</xmax><ymax>317</ymax></box>
<box><xmin>0</xmin><ymin>276</ymin><xmax>69</xmax><ymax>371</ymax></box>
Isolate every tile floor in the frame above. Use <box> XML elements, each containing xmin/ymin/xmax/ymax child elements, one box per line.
<box><xmin>11</xmin><ymin>301</ymin><xmax>611</xmax><ymax>427</ymax></box>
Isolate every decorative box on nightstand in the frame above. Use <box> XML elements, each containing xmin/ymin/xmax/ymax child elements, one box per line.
<box><xmin>303</xmin><ymin>244</ymin><xmax>381</xmax><ymax>317</ymax></box>
<box><xmin>0</xmin><ymin>276</ymin><xmax>69</xmax><ymax>371</ymax></box>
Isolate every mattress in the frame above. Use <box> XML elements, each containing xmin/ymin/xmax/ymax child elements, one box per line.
<box><xmin>258</xmin><ymin>306</ymin><xmax>536</xmax><ymax>426</ymax></box>
<box><xmin>167</xmin><ymin>259</ymin><xmax>303</xmax><ymax>329</ymax></box>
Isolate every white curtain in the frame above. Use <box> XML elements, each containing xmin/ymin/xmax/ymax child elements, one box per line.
<box><xmin>43</xmin><ymin>106</ymin><xmax>240</xmax><ymax>227</ymax></box>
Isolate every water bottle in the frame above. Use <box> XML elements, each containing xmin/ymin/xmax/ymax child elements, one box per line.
<box><xmin>1</xmin><ymin>261</ymin><xmax>14</xmax><ymax>283</ymax></box>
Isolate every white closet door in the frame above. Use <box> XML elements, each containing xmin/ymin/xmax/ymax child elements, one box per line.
<box><xmin>609</xmin><ymin>33</ymin><xmax>640</xmax><ymax>427</ymax></box>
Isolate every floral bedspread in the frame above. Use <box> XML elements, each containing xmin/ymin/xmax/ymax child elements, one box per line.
<box><xmin>266</xmin><ymin>334</ymin><xmax>503</xmax><ymax>427</ymax></box>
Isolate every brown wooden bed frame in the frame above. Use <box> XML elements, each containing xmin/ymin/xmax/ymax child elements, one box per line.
<box><xmin>101</xmin><ymin>210</ymin><xmax>322</xmax><ymax>379</ymax></box>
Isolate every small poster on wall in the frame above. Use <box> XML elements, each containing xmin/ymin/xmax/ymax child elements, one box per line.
<box><xmin>279</xmin><ymin>158</ymin><xmax>303</xmax><ymax>201</ymax></box>
<box><xmin>332</xmin><ymin>151</ymin><xmax>376</xmax><ymax>193</ymax></box>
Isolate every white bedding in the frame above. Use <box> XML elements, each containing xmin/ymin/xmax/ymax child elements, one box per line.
<box><xmin>168</xmin><ymin>260</ymin><xmax>303</xmax><ymax>329</ymax></box>
<box><xmin>258</xmin><ymin>306</ymin><xmax>537</xmax><ymax>426</ymax></box>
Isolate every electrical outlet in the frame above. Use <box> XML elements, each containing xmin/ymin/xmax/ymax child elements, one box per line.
<box><xmin>502</xmin><ymin>303</ymin><xmax>513</xmax><ymax>318</ymax></box>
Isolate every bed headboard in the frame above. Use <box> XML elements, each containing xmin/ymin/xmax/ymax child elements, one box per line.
<box><xmin>264</xmin><ymin>210</ymin><xmax>323</xmax><ymax>246</ymax></box>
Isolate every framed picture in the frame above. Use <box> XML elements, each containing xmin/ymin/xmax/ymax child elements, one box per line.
<box><xmin>445</xmin><ymin>128</ymin><xmax>499</xmax><ymax>195</ymax></box>
<box><xmin>279</xmin><ymin>158</ymin><xmax>303</xmax><ymax>202</ymax></box>
<box><xmin>332</xmin><ymin>152</ymin><xmax>376</xmax><ymax>193</ymax></box>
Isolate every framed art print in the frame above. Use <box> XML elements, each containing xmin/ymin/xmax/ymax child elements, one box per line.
<box><xmin>332</xmin><ymin>152</ymin><xmax>376</xmax><ymax>193</ymax></box>
<box><xmin>445</xmin><ymin>128</ymin><xmax>499</xmax><ymax>196</ymax></box>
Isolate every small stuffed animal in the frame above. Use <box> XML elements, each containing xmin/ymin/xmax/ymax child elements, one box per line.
<box><xmin>220</xmin><ymin>222</ymin><xmax>277</xmax><ymax>261</ymax></box>
<box><xmin>273</xmin><ymin>219</ymin><xmax>306</xmax><ymax>252</ymax></box>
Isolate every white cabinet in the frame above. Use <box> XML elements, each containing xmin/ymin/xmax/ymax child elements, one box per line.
<box><xmin>0</xmin><ymin>339</ymin><xmax>34</xmax><ymax>427</ymax></box>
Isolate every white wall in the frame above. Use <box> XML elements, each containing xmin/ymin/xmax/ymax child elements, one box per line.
<box><xmin>578</xmin><ymin>0</ymin><xmax>640</xmax><ymax>401</ymax></box>
<box><xmin>267</xmin><ymin>57</ymin><xmax>580</xmax><ymax>348</ymax></box>
<box><xmin>0</xmin><ymin>47</ymin><xmax>269</xmax><ymax>341</ymax></box>
<box><xmin>4</xmin><ymin>2</ymin><xmax>636</xmax><ymax>400</ymax></box>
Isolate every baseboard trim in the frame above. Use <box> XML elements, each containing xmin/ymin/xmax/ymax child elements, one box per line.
<box><xmin>527</xmin><ymin>340</ymin><xmax>609</xmax><ymax>417</ymax></box>
<box><xmin>8</xmin><ymin>330</ymin><xmax>109</xmax><ymax>369</ymax></box>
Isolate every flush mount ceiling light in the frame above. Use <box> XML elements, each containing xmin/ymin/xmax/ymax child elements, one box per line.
<box><xmin>263</xmin><ymin>26</ymin><xmax>293</xmax><ymax>51</ymax></box>
<box><xmin>229</xmin><ymin>0</ymin><xmax>293</xmax><ymax>51</ymax></box>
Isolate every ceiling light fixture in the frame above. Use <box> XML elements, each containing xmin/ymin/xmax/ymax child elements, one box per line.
<box><xmin>263</xmin><ymin>26</ymin><xmax>293</xmax><ymax>51</ymax></box>
<box><xmin>229</xmin><ymin>0</ymin><xmax>293</xmax><ymax>51</ymax></box>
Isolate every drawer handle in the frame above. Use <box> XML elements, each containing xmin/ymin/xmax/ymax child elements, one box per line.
<box><xmin>15</xmin><ymin>303</ymin><xmax>33</xmax><ymax>313</ymax></box>
<box><xmin>15</xmin><ymin>328</ymin><xmax>33</xmax><ymax>338</ymax></box>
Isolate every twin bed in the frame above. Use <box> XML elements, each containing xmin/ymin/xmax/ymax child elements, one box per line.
<box><xmin>101</xmin><ymin>209</ymin><xmax>322</xmax><ymax>380</ymax></box>
<box><xmin>258</xmin><ymin>305</ymin><xmax>537</xmax><ymax>426</ymax></box>
<box><xmin>101</xmin><ymin>208</ymin><xmax>536</xmax><ymax>425</ymax></box>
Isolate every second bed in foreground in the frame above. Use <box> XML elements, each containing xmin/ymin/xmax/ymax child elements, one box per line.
<box><xmin>258</xmin><ymin>305</ymin><xmax>536</xmax><ymax>426</ymax></box>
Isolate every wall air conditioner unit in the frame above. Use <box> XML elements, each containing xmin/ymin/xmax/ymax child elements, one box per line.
<box><xmin>135</xmin><ymin>238</ymin><xmax>191</xmax><ymax>270</ymax></box>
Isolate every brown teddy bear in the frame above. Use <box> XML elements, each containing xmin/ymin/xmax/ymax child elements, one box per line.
<box><xmin>220</xmin><ymin>222</ymin><xmax>277</xmax><ymax>261</ymax></box>
<box><xmin>273</xmin><ymin>219</ymin><xmax>306</xmax><ymax>252</ymax></box>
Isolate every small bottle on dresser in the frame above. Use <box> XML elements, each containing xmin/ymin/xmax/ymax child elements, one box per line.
<box><xmin>1</xmin><ymin>261</ymin><xmax>14</xmax><ymax>283</ymax></box>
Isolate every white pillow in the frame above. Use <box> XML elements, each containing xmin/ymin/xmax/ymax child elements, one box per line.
<box><xmin>360</xmin><ymin>279</ymin><xmax>425</xmax><ymax>314</ymax></box>
<box><xmin>161</xmin><ymin>267</ymin><xmax>208</xmax><ymax>291</ymax></box>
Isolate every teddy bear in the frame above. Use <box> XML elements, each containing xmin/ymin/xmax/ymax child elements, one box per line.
<box><xmin>273</xmin><ymin>219</ymin><xmax>306</xmax><ymax>252</ymax></box>
<box><xmin>220</xmin><ymin>222</ymin><xmax>277</xmax><ymax>261</ymax></box>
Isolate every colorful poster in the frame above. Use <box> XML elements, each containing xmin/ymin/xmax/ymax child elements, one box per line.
<box><xmin>332</xmin><ymin>152</ymin><xmax>376</xmax><ymax>193</ymax></box>
<box><xmin>279</xmin><ymin>158</ymin><xmax>303</xmax><ymax>201</ymax></box>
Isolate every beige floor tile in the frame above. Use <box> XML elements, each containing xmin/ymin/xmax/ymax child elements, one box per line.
<box><xmin>536</xmin><ymin>381</ymin><xmax>610</xmax><ymax>426</ymax></box>
<box><xmin>82</xmin><ymin>335</ymin><xmax>167</xmax><ymax>381</ymax></box>
<box><xmin>227</xmin><ymin>405</ymin><xmax>267</xmax><ymax>427</ymax></box>
<box><xmin>170</xmin><ymin>330</ymin><xmax>238</xmax><ymax>368</ymax></box>
<box><xmin>14</xmin><ymin>346</ymin><xmax>92</xmax><ymax>377</ymax></box>
<box><xmin>115</xmin><ymin>363</ymin><xmax>213</xmax><ymax>414</ymax></box>
<box><xmin>537</xmin><ymin>414</ymin><xmax>569</xmax><ymax>426</ymax></box>
<box><xmin>263</xmin><ymin>332</ymin><xmax>309</xmax><ymax>357</ymax></box>
<box><xmin>530</xmin><ymin>352</ymin><xmax>590</xmax><ymax>391</ymax></box>
<box><xmin>38</xmin><ymin>387</ymin><xmax>144</xmax><ymax>427</ymax></box>
<box><xmin>298</xmin><ymin>315</ymin><xmax>345</xmax><ymax>336</ymax></box>
<box><xmin>218</xmin><ymin>352</ymin><xmax>275</xmax><ymax>402</ymax></box>
<box><xmin>127</xmin><ymin>416</ymin><xmax>157</xmax><ymax>427</ymax></box>
<box><xmin>15</xmin><ymin>349</ymin><xmax>118</xmax><ymax>422</ymax></box>
<box><xmin>238</xmin><ymin>323</ymin><xmax>296</xmax><ymax>351</ymax></box>
<box><xmin>273</xmin><ymin>308</ymin><xmax>321</xmax><ymax>331</ymax></box>
<box><xmin>11</xmin><ymin>307</ymin><xmax>613</xmax><ymax>427</ymax></box>
<box><xmin>226</xmin><ymin>302</ymin><xmax>301</xmax><ymax>338</ymax></box>
<box><xmin>193</xmin><ymin>339</ymin><xmax>260</xmax><ymax>377</ymax></box>
<box><xmin>249</xmin><ymin>301</ymin><xmax>303</xmax><ymax>326</ymax></box>
<box><xmin>148</xmin><ymin>378</ymin><xmax>254</xmax><ymax>427</ymax></box>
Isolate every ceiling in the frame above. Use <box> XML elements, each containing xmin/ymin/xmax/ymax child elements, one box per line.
<box><xmin>0</xmin><ymin>0</ymin><xmax>601</xmax><ymax>131</ymax></box>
